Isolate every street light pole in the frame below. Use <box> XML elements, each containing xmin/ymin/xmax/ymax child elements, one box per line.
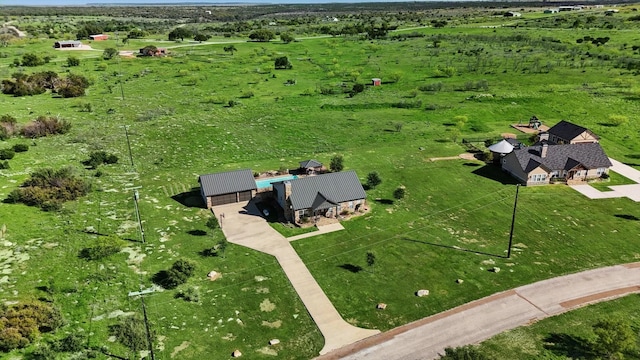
<box><xmin>507</xmin><ymin>184</ymin><xmax>520</xmax><ymax>258</ymax></box>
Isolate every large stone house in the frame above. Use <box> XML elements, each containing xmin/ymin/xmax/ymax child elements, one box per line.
<box><xmin>500</xmin><ymin>120</ymin><xmax>611</xmax><ymax>185</ymax></box>
<box><xmin>272</xmin><ymin>171</ymin><xmax>366</xmax><ymax>223</ymax></box>
<box><xmin>502</xmin><ymin>143</ymin><xmax>612</xmax><ymax>185</ymax></box>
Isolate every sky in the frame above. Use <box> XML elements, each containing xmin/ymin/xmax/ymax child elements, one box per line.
<box><xmin>2</xmin><ymin>0</ymin><xmax>441</xmax><ymax>5</ymax></box>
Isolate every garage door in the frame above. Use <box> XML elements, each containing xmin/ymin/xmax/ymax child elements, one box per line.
<box><xmin>210</xmin><ymin>193</ymin><xmax>237</xmax><ymax>206</ymax></box>
<box><xmin>238</xmin><ymin>191</ymin><xmax>252</xmax><ymax>202</ymax></box>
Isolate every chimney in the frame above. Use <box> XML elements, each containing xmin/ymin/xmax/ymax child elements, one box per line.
<box><xmin>541</xmin><ymin>143</ymin><xmax>548</xmax><ymax>158</ymax></box>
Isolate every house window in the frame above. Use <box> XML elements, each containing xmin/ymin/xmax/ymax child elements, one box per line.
<box><xmin>349</xmin><ymin>201</ymin><xmax>354</xmax><ymax>209</ymax></box>
<box><xmin>575</xmin><ymin>170</ymin><xmax>581</xmax><ymax>176</ymax></box>
<box><xmin>298</xmin><ymin>210</ymin><xmax>306</xmax><ymax>218</ymax></box>
<box><xmin>596</xmin><ymin>168</ymin><xmax>606</xmax><ymax>175</ymax></box>
<box><xmin>531</xmin><ymin>174</ymin><xmax>547</xmax><ymax>182</ymax></box>
<box><xmin>550</xmin><ymin>171</ymin><xmax>559</xmax><ymax>178</ymax></box>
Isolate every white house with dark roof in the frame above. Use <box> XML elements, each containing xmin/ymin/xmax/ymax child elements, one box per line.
<box><xmin>272</xmin><ymin>171</ymin><xmax>366</xmax><ymax>222</ymax></box>
<box><xmin>502</xmin><ymin>143</ymin><xmax>612</xmax><ymax>185</ymax></box>
<box><xmin>199</xmin><ymin>169</ymin><xmax>257</xmax><ymax>207</ymax></box>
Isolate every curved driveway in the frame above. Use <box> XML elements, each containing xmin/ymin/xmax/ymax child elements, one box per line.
<box><xmin>318</xmin><ymin>262</ymin><xmax>640</xmax><ymax>360</ymax></box>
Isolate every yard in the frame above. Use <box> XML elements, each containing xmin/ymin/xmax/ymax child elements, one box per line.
<box><xmin>1</xmin><ymin>5</ymin><xmax>640</xmax><ymax>358</ymax></box>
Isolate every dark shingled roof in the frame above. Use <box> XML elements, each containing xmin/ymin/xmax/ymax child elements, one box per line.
<box><xmin>299</xmin><ymin>159</ymin><xmax>323</xmax><ymax>168</ymax></box>
<box><xmin>512</xmin><ymin>143</ymin><xmax>612</xmax><ymax>173</ymax></box>
<box><xmin>548</xmin><ymin>120</ymin><xmax>599</xmax><ymax>143</ymax></box>
<box><xmin>199</xmin><ymin>169</ymin><xmax>257</xmax><ymax>196</ymax></box>
<box><xmin>282</xmin><ymin>171</ymin><xmax>366</xmax><ymax>211</ymax></box>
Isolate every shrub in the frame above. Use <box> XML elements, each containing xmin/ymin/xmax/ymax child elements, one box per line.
<box><xmin>83</xmin><ymin>151</ymin><xmax>119</xmax><ymax>169</ymax></box>
<box><xmin>0</xmin><ymin>148</ymin><xmax>14</xmax><ymax>160</ymax></box>
<box><xmin>330</xmin><ymin>154</ymin><xmax>344</xmax><ymax>172</ymax></box>
<box><xmin>55</xmin><ymin>333</ymin><xmax>85</xmax><ymax>352</ymax></box>
<box><xmin>12</xmin><ymin>144</ymin><xmax>28</xmax><ymax>152</ymax></box>
<box><xmin>393</xmin><ymin>186</ymin><xmax>406</xmax><ymax>199</ymax></box>
<box><xmin>153</xmin><ymin>259</ymin><xmax>196</xmax><ymax>289</ymax></box>
<box><xmin>366</xmin><ymin>171</ymin><xmax>382</xmax><ymax>189</ymax></box>
<box><xmin>0</xmin><ymin>301</ymin><xmax>64</xmax><ymax>351</ymax></box>
<box><xmin>0</xmin><ymin>161</ymin><xmax>9</xmax><ymax>170</ymax></box>
<box><xmin>67</xmin><ymin>56</ymin><xmax>80</xmax><ymax>67</ymax></box>
<box><xmin>79</xmin><ymin>236</ymin><xmax>123</xmax><ymax>260</ymax></box>
<box><xmin>274</xmin><ymin>56</ymin><xmax>292</xmax><ymax>70</ymax></box>
<box><xmin>109</xmin><ymin>316</ymin><xmax>151</xmax><ymax>352</ymax></box>
<box><xmin>21</xmin><ymin>116</ymin><xmax>71</xmax><ymax>138</ymax></box>
<box><xmin>176</xmin><ymin>286</ymin><xmax>200</xmax><ymax>302</ymax></box>
<box><xmin>9</xmin><ymin>167</ymin><xmax>89</xmax><ymax>209</ymax></box>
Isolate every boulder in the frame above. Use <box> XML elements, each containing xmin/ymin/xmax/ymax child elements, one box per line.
<box><xmin>232</xmin><ymin>350</ymin><xmax>242</xmax><ymax>357</ymax></box>
<box><xmin>269</xmin><ymin>339</ymin><xmax>280</xmax><ymax>346</ymax></box>
<box><xmin>208</xmin><ymin>271</ymin><xmax>221</xmax><ymax>281</ymax></box>
<box><xmin>491</xmin><ymin>267</ymin><xmax>501</xmax><ymax>273</ymax></box>
<box><xmin>456</xmin><ymin>279</ymin><xmax>464</xmax><ymax>284</ymax></box>
<box><xmin>376</xmin><ymin>303</ymin><xmax>387</xmax><ymax>310</ymax></box>
<box><xmin>416</xmin><ymin>289</ymin><xmax>429</xmax><ymax>297</ymax></box>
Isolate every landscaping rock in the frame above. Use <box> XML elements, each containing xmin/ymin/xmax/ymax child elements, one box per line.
<box><xmin>456</xmin><ymin>279</ymin><xmax>464</xmax><ymax>284</ymax></box>
<box><xmin>207</xmin><ymin>271</ymin><xmax>221</xmax><ymax>281</ymax></box>
<box><xmin>416</xmin><ymin>289</ymin><xmax>429</xmax><ymax>297</ymax></box>
<box><xmin>269</xmin><ymin>339</ymin><xmax>280</xmax><ymax>346</ymax></box>
<box><xmin>232</xmin><ymin>350</ymin><xmax>242</xmax><ymax>357</ymax></box>
<box><xmin>491</xmin><ymin>267</ymin><xmax>501</xmax><ymax>273</ymax></box>
<box><xmin>376</xmin><ymin>303</ymin><xmax>387</xmax><ymax>310</ymax></box>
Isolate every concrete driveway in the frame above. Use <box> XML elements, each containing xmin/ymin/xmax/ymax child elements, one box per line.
<box><xmin>318</xmin><ymin>263</ymin><xmax>640</xmax><ymax>360</ymax></box>
<box><xmin>570</xmin><ymin>158</ymin><xmax>640</xmax><ymax>202</ymax></box>
<box><xmin>212</xmin><ymin>201</ymin><xmax>379</xmax><ymax>355</ymax></box>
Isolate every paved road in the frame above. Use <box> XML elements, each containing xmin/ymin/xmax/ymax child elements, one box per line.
<box><xmin>318</xmin><ymin>263</ymin><xmax>640</xmax><ymax>360</ymax></box>
<box><xmin>213</xmin><ymin>201</ymin><xmax>379</xmax><ymax>355</ymax></box>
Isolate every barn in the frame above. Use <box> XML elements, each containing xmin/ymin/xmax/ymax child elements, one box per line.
<box><xmin>89</xmin><ymin>34</ymin><xmax>109</xmax><ymax>41</ymax></box>
<box><xmin>199</xmin><ymin>169</ymin><xmax>257</xmax><ymax>208</ymax></box>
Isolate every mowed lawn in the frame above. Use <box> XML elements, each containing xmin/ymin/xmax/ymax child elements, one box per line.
<box><xmin>1</xmin><ymin>14</ymin><xmax>640</xmax><ymax>358</ymax></box>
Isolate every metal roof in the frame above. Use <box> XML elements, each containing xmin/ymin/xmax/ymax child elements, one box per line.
<box><xmin>299</xmin><ymin>159</ymin><xmax>323</xmax><ymax>168</ymax></box>
<box><xmin>512</xmin><ymin>143</ymin><xmax>612</xmax><ymax>173</ymax></box>
<box><xmin>56</xmin><ymin>40</ymin><xmax>81</xmax><ymax>45</ymax></box>
<box><xmin>198</xmin><ymin>169</ymin><xmax>257</xmax><ymax>196</ymax></box>
<box><xmin>285</xmin><ymin>171</ymin><xmax>366</xmax><ymax>211</ymax></box>
<box><xmin>488</xmin><ymin>140</ymin><xmax>515</xmax><ymax>154</ymax></box>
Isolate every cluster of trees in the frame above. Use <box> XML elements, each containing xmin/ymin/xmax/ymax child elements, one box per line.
<box><xmin>13</xmin><ymin>53</ymin><xmax>52</xmax><ymax>67</ymax></box>
<box><xmin>153</xmin><ymin>259</ymin><xmax>196</xmax><ymax>289</ymax></box>
<box><xmin>249</xmin><ymin>29</ymin><xmax>275</xmax><ymax>42</ymax></box>
<box><xmin>2</xmin><ymin>71</ymin><xmax>91</xmax><ymax>98</ymax></box>
<box><xmin>0</xmin><ymin>301</ymin><xmax>64</xmax><ymax>351</ymax></box>
<box><xmin>576</xmin><ymin>35</ymin><xmax>611</xmax><ymax>46</ymax></box>
<box><xmin>6</xmin><ymin>167</ymin><xmax>90</xmax><ymax>211</ymax></box>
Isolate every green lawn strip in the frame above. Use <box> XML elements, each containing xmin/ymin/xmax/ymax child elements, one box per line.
<box><xmin>589</xmin><ymin>170</ymin><xmax>638</xmax><ymax>191</ymax></box>
<box><xmin>477</xmin><ymin>294</ymin><xmax>640</xmax><ymax>359</ymax></box>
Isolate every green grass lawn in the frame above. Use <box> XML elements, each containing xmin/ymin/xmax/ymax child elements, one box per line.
<box><xmin>1</xmin><ymin>9</ymin><xmax>640</xmax><ymax>358</ymax></box>
<box><xmin>476</xmin><ymin>294</ymin><xmax>640</xmax><ymax>359</ymax></box>
<box><xmin>589</xmin><ymin>170</ymin><xmax>639</xmax><ymax>191</ymax></box>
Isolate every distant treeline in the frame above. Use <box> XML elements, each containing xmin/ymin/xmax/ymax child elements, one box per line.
<box><xmin>1</xmin><ymin>1</ymin><xmax>635</xmax><ymax>21</ymax></box>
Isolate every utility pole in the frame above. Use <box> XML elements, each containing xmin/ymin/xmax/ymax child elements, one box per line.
<box><xmin>133</xmin><ymin>189</ymin><xmax>145</xmax><ymax>243</ymax></box>
<box><xmin>140</xmin><ymin>296</ymin><xmax>155</xmax><ymax>360</ymax></box>
<box><xmin>123</xmin><ymin>125</ymin><xmax>134</xmax><ymax>168</ymax></box>
<box><xmin>507</xmin><ymin>184</ymin><xmax>520</xmax><ymax>258</ymax></box>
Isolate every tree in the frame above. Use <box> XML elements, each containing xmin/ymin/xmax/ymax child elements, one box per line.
<box><xmin>591</xmin><ymin>319</ymin><xmax>636</xmax><ymax>360</ymax></box>
<box><xmin>217</xmin><ymin>238</ymin><xmax>228</xmax><ymax>258</ymax></box>
<box><xmin>393</xmin><ymin>186</ymin><xmax>405</xmax><ymax>200</ymax></box>
<box><xmin>366</xmin><ymin>251</ymin><xmax>376</xmax><ymax>273</ymax></box>
<box><xmin>67</xmin><ymin>56</ymin><xmax>80</xmax><ymax>67</ymax></box>
<box><xmin>127</xmin><ymin>29</ymin><xmax>145</xmax><ymax>39</ymax></box>
<box><xmin>168</xmin><ymin>27</ymin><xmax>192</xmax><ymax>41</ymax></box>
<box><xmin>249</xmin><ymin>29</ymin><xmax>275</xmax><ymax>42</ymax></box>
<box><xmin>330</xmin><ymin>155</ymin><xmax>344</xmax><ymax>172</ymax></box>
<box><xmin>280</xmin><ymin>32</ymin><xmax>295</xmax><ymax>44</ymax></box>
<box><xmin>140</xmin><ymin>45</ymin><xmax>158</xmax><ymax>57</ymax></box>
<box><xmin>438</xmin><ymin>345</ymin><xmax>489</xmax><ymax>360</ymax></box>
<box><xmin>366</xmin><ymin>171</ymin><xmax>382</xmax><ymax>189</ymax></box>
<box><xmin>274</xmin><ymin>56</ymin><xmax>292</xmax><ymax>70</ymax></box>
<box><xmin>102</xmin><ymin>48</ymin><xmax>118</xmax><ymax>60</ymax></box>
<box><xmin>223</xmin><ymin>45</ymin><xmax>237</xmax><ymax>55</ymax></box>
<box><xmin>194</xmin><ymin>33</ymin><xmax>210</xmax><ymax>42</ymax></box>
<box><xmin>21</xmin><ymin>53</ymin><xmax>45</xmax><ymax>67</ymax></box>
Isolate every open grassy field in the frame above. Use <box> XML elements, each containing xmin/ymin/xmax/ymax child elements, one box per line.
<box><xmin>1</xmin><ymin>4</ymin><xmax>640</xmax><ymax>359</ymax></box>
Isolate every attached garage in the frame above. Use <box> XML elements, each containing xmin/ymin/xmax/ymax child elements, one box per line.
<box><xmin>199</xmin><ymin>169</ymin><xmax>257</xmax><ymax>208</ymax></box>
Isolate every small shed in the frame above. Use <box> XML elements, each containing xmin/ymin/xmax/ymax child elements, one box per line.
<box><xmin>54</xmin><ymin>40</ymin><xmax>82</xmax><ymax>48</ymax></box>
<box><xmin>199</xmin><ymin>169</ymin><xmax>257</xmax><ymax>208</ymax></box>
<box><xmin>299</xmin><ymin>159</ymin><xmax>323</xmax><ymax>174</ymax></box>
<box><xmin>89</xmin><ymin>34</ymin><xmax>109</xmax><ymax>41</ymax></box>
<box><xmin>371</xmin><ymin>78</ymin><xmax>381</xmax><ymax>86</ymax></box>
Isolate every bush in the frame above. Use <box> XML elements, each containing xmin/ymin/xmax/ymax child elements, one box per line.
<box><xmin>12</xmin><ymin>144</ymin><xmax>28</xmax><ymax>152</ymax></box>
<box><xmin>83</xmin><ymin>151</ymin><xmax>119</xmax><ymax>169</ymax></box>
<box><xmin>21</xmin><ymin>116</ymin><xmax>71</xmax><ymax>138</ymax></box>
<box><xmin>176</xmin><ymin>286</ymin><xmax>200</xmax><ymax>302</ymax></box>
<box><xmin>153</xmin><ymin>259</ymin><xmax>196</xmax><ymax>289</ymax></box>
<box><xmin>0</xmin><ymin>301</ymin><xmax>64</xmax><ymax>351</ymax></box>
<box><xmin>274</xmin><ymin>56</ymin><xmax>292</xmax><ymax>70</ymax></box>
<box><xmin>0</xmin><ymin>161</ymin><xmax>9</xmax><ymax>170</ymax></box>
<box><xmin>79</xmin><ymin>236</ymin><xmax>123</xmax><ymax>260</ymax></box>
<box><xmin>55</xmin><ymin>333</ymin><xmax>85</xmax><ymax>352</ymax></box>
<box><xmin>393</xmin><ymin>186</ymin><xmax>406</xmax><ymax>199</ymax></box>
<box><xmin>366</xmin><ymin>171</ymin><xmax>382</xmax><ymax>189</ymax></box>
<box><xmin>0</xmin><ymin>148</ymin><xmax>14</xmax><ymax>160</ymax></box>
<box><xmin>9</xmin><ymin>167</ymin><xmax>90</xmax><ymax>209</ymax></box>
<box><xmin>67</xmin><ymin>56</ymin><xmax>80</xmax><ymax>67</ymax></box>
<box><xmin>109</xmin><ymin>316</ymin><xmax>150</xmax><ymax>352</ymax></box>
